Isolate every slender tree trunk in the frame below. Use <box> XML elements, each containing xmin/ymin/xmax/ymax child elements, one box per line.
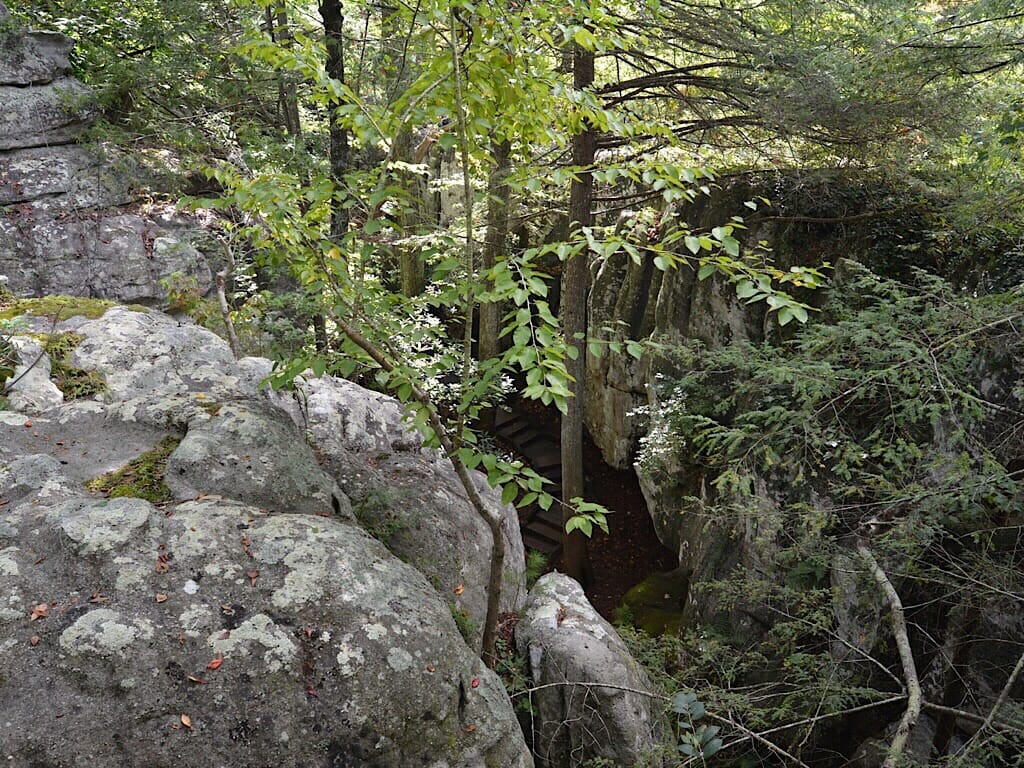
<box><xmin>479</xmin><ymin>139</ymin><xmax>511</xmax><ymax>364</ymax></box>
<box><xmin>320</xmin><ymin>0</ymin><xmax>349</xmax><ymax>244</ymax></box>
<box><xmin>560</xmin><ymin>41</ymin><xmax>594</xmax><ymax>583</ymax></box>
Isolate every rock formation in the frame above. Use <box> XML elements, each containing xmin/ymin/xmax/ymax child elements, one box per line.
<box><xmin>0</xmin><ymin>302</ymin><xmax>532</xmax><ymax>767</ymax></box>
<box><xmin>0</xmin><ymin>8</ymin><xmax>213</xmax><ymax>303</ymax></box>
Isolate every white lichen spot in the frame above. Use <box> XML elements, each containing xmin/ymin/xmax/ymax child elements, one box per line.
<box><xmin>114</xmin><ymin>557</ymin><xmax>148</xmax><ymax>591</ymax></box>
<box><xmin>0</xmin><ymin>547</ymin><xmax>19</xmax><ymax>576</ymax></box>
<box><xmin>179</xmin><ymin>604</ymin><xmax>213</xmax><ymax>637</ymax></box>
<box><xmin>364</xmin><ymin>623</ymin><xmax>387</xmax><ymax>641</ymax></box>
<box><xmin>387</xmin><ymin>647</ymin><xmax>413</xmax><ymax>673</ymax></box>
<box><xmin>59</xmin><ymin>609</ymin><xmax>153</xmax><ymax>658</ymax></box>
<box><xmin>335</xmin><ymin>633</ymin><xmax>365</xmax><ymax>677</ymax></box>
<box><xmin>207</xmin><ymin>613</ymin><xmax>296</xmax><ymax>674</ymax></box>
<box><xmin>183</xmin><ymin>579</ymin><xmax>200</xmax><ymax>595</ymax></box>
<box><xmin>57</xmin><ymin>498</ymin><xmax>151</xmax><ymax>555</ymax></box>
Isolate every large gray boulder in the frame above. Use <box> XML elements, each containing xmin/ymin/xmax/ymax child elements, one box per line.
<box><xmin>0</xmin><ymin>304</ymin><xmax>535</xmax><ymax>767</ymax></box>
<box><xmin>516</xmin><ymin>573</ymin><xmax>664</xmax><ymax>767</ymax></box>
<box><xmin>289</xmin><ymin>374</ymin><xmax>528</xmax><ymax>645</ymax></box>
<box><xmin>165</xmin><ymin>400</ymin><xmax>352</xmax><ymax>520</ymax></box>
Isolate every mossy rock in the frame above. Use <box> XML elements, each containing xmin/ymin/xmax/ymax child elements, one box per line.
<box><xmin>86</xmin><ymin>436</ymin><xmax>181</xmax><ymax>503</ymax></box>
<box><xmin>617</xmin><ymin>569</ymin><xmax>690</xmax><ymax>636</ymax></box>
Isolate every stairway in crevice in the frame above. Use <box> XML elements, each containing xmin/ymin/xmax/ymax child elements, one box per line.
<box><xmin>493</xmin><ymin>408</ymin><xmax>563</xmax><ymax>555</ymax></box>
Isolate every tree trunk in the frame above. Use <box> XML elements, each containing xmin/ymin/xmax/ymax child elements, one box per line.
<box><xmin>319</xmin><ymin>0</ymin><xmax>349</xmax><ymax>244</ymax></box>
<box><xmin>560</xmin><ymin>41</ymin><xmax>594</xmax><ymax>583</ymax></box>
<box><xmin>479</xmin><ymin>139</ymin><xmax>511</xmax><ymax>364</ymax></box>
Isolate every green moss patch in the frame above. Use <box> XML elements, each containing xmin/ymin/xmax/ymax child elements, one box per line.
<box><xmin>86</xmin><ymin>436</ymin><xmax>181</xmax><ymax>503</ymax></box>
<box><xmin>40</xmin><ymin>332</ymin><xmax>107</xmax><ymax>399</ymax></box>
<box><xmin>617</xmin><ymin>569</ymin><xmax>690</xmax><ymax>636</ymax></box>
<box><xmin>0</xmin><ymin>295</ymin><xmax>116</xmax><ymax>322</ymax></box>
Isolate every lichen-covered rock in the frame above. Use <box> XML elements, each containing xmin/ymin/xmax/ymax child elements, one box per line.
<box><xmin>165</xmin><ymin>400</ymin><xmax>352</xmax><ymax>520</ymax></box>
<box><xmin>291</xmin><ymin>374</ymin><xmax>528</xmax><ymax>643</ymax></box>
<box><xmin>0</xmin><ymin>490</ymin><xmax>532</xmax><ymax>767</ymax></box>
<box><xmin>516</xmin><ymin>573</ymin><xmax>663</xmax><ymax>767</ymax></box>
<box><xmin>0</xmin><ymin>144</ymin><xmax>131</xmax><ymax>207</ymax></box>
<box><xmin>0</xmin><ymin>208</ymin><xmax>212</xmax><ymax>304</ymax></box>
<box><xmin>0</xmin><ymin>305</ymin><xmax>536</xmax><ymax>765</ymax></box>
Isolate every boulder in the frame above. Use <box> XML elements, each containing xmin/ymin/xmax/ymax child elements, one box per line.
<box><xmin>516</xmin><ymin>573</ymin><xmax>663</xmax><ymax>767</ymax></box>
<box><xmin>0</xmin><ymin>304</ymin><xmax>535</xmax><ymax>767</ymax></box>
<box><xmin>0</xmin><ymin>492</ymin><xmax>532</xmax><ymax>767</ymax></box>
<box><xmin>4</xmin><ymin>336</ymin><xmax>63</xmax><ymax>412</ymax></box>
<box><xmin>290</xmin><ymin>374</ymin><xmax>528</xmax><ymax>644</ymax></box>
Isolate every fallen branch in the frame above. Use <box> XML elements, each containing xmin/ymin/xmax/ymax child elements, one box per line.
<box><xmin>858</xmin><ymin>540</ymin><xmax>921</xmax><ymax>768</ymax></box>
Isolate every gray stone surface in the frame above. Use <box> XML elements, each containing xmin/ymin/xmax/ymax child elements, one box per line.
<box><xmin>516</xmin><ymin>573</ymin><xmax>663</xmax><ymax>768</ymax></box>
<box><xmin>292</xmin><ymin>374</ymin><xmax>528</xmax><ymax>643</ymax></box>
<box><xmin>0</xmin><ymin>144</ymin><xmax>131</xmax><ymax>207</ymax></box>
<box><xmin>0</xmin><ymin>208</ymin><xmax>212</xmax><ymax>304</ymax></box>
<box><xmin>0</xmin><ymin>493</ymin><xmax>532</xmax><ymax>767</ymax></box>
<box><xmin>0</xmin><ymin>21</ymin><xmax>214</xmax><ymax>305</ymax></box>
<box><xmin>0</xmin><ymin>30</ymin><xmax>72</xmax><ymax>85</ymax></box>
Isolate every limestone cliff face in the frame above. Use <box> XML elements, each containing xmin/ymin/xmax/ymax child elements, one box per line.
<box><xmin>0</xmin><ymin>8</ymin><xmax>212</xmax><ymax>303</ymax></box>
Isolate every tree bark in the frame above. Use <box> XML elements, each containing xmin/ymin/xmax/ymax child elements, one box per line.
<box><xmin>319</xmin><ymin>0</ymin><xmax>349</xmax><ymax>244</ymax></box>
<box><xmin>560</xmin><ymin>41</ymin><xmax>595</xmax><ymax>583</ymax></box>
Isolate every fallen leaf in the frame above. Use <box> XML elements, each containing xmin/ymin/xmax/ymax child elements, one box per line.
<box><xmin>303</xmin><ymin>626</ymin><xmax>313</xmax><ymax>639</ymax></box>
<box><xmin>247</xmin><ymin>570</ymin><xmax>259</xmax><ymax>587</ymax></box>
<box><xmin>180</xmin><ymin>714</ymin><xmax>193</xmax><ymax>730</ymax></box>
<box><xmin>89</xmin><ymin>589</ymin><xmax>109</xmax><ymax>604</ymax></box>
<box><xmin>186</xmin><ymin>675</ymin><xmax>208</xmax><ymax>685</ymax></box>
<box><xmin>218</xmin><ymin>630</ymin><xmax>231</xmax><ymax>640</ymax></box>
<box><xmin>155</xmin><ymin>593</ymin><xmax>168</xmax><ymax>603</ymax></box>
<box><xmin>453</xmin><ymin>583</ymin><xmax>465</xmax><ymax>596</ymax></box>
<box><xmin>471</xmin><ymin>678</ymin><xmax>480</xmax><ymax>689</ymax></box>
<box><xmin>426</xmin><ymin>665</ymin><xmax>435</xmax><ymax>673</ymax></box>
<box><xmin>23</xmin><ymin>420</ymin><xmax>31</xmax><ymax>428</ymax></box>
<box><xmin>29</xmin><ymin>603</ymin><xmax>48</xmax><ymax>621</ymax></box>
<box><xmin>463</xmin><ymin>723</ymin><xmax>477</xmax><ymax>734</ymax></box>
<box><xmin>305</xmin><ymin>685</ymin><xmax>318</xmax><ymax>697</ymax></box>
<box><xmin>29</xmin><ymin>635</ymin><xmax>40</xmax><ymax>646</ymax></box>
<box><xmin>207</xmin><ymin>656</ymin><xmax>223</xmax><ymax>671</ymax></box>
<box><xmin>32</xmin><ymin>555</ymin><xmax>45</xmax><ymax>566</ymax></box>
<box><xmin>155</xmin><ymin>560</ymin><xmax>170</xmax><ymax>574</ymax></box>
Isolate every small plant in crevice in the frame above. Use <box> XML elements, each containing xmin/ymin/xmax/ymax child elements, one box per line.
<box><xmin>43</xmin><ymin>332</ymin><xmax>106</xmax><ymax>399</ymax></box>
<box><xmin>523</xmin><ymin>549</ymin><xmax>548</xmax><ymax>590</ymax></box>
<box><xmin>449</xmin><ymin>603</ymin><xmax>477</xmax><ymax>644</ymax></box>
<box><xmin>86</xmin><ymin>435</ymin><xmax>181</xmax><ymax>503</ymax></box>
<box><xmin>671</xmin><ymin>690</ymin><xmax>723</xmax><ymax>760</ymax></box>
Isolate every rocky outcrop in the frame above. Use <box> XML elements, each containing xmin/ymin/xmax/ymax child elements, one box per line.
<box><xmin>0</xmin><ymin>302</ymin><xmax>533</xmax><ymax>766</ymax></box>
<box><xmin>516</xmin><ymin>573</ymin><xmax>663</xmax><ymax>767</ymax></box>
<box><xmin>0</xmin><ymin>10</ymin><xmax>213</xmax><ymax>303</ymax></box>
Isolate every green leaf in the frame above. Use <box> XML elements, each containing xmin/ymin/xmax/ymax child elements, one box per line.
<box><xmin>501</xmin><ymin>483</ymin><xmax>518</xmax><ymax>506</ymax></box>
<box><xmin>697</xmin><ymin>263</ymin><xmax>716</xmax><ymax>280</ymax></box>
